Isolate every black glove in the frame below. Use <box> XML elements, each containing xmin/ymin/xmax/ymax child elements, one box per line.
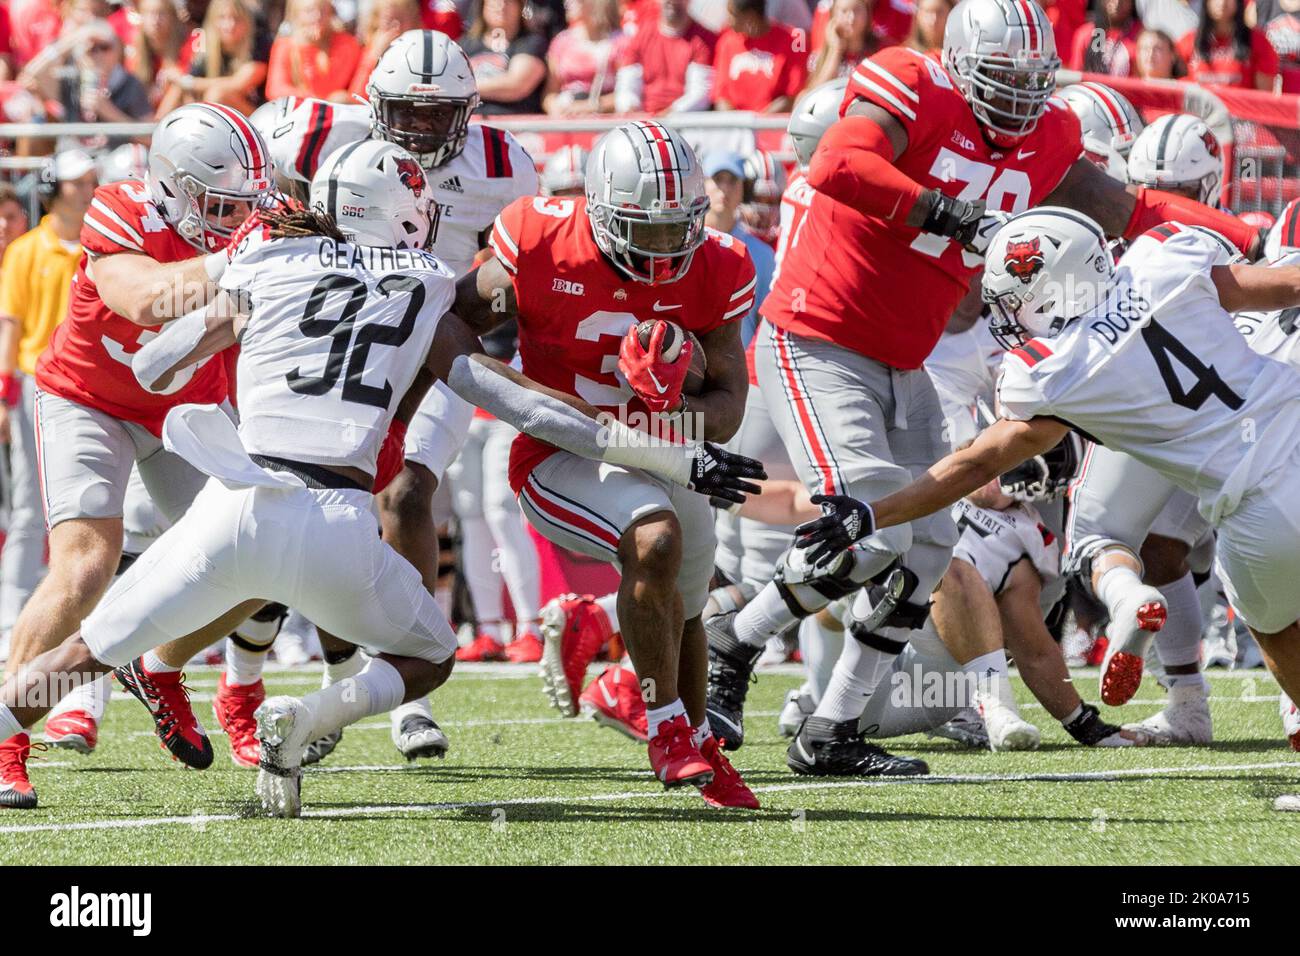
<box><xmin>794</xmin><ymin>493</ymin><xmax>876</xmax><ymax>568</ymax></box>
<box><xmin>920</xmin><ymin>191</ymin><xmax>986</xmax><ymax>246</ymax></box>
<box><xmin>687</xmin><ymin>442</ymin><xmax>766</xmax><ymax>504</ymax></box>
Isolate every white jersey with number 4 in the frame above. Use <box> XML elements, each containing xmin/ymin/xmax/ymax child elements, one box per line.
<box><xmin>220</xmin><ymin>230</ymin><xmax>455</xmax><ymax>473</ymax></box>
<box><xmin>997</xmin><ymin>225</ymin><xmax>1300</xmax><ymax>524</ymax></box>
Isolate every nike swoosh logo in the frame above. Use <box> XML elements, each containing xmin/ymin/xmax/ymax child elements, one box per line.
<box><xmin>646</xmin><ymin>370</ymin><xmax>669</xmax><ymax>394</ymax></box>
<box><xmin>599</xmin><ymin>680</ymin><xmax>618</xmax><ymax>708</ymax></box>
<box><xmin>653</xmin><ymin>301</ymin><xmax>682</xmax><ymax>311</ymax></box>
<box><xmin>1017</xmin><ymin>149</ymin><xmax>1037</xmax><ymax>160</ymax></box>
<box><xmin>795</xmin><ymin>737</ymin><xmax>815</xmax><ymax>764</ymax></box>
<box><xmin>707</xmin><ymin>708</ymin><xmax>742</xmax><ymax>736</ymax></box>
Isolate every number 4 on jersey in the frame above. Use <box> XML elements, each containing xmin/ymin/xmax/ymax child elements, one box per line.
<box><xmin>1141</xmin><ymin>319</ymin><xmax>1244</xmax><ymax>412</ymax></box>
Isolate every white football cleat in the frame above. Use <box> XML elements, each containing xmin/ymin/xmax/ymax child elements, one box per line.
<box><xmin>1122</xmin><ymin>681</ymin><xmax>1212</xmax><ymax>746</ymax></box>
<box><xmin>777</xmin><ymin>689</ymin><xmax>815</xmax><ymax>738</ymax></box>
<box><xmin>975</xmin><ymin>692</ymin><xmax>1041</xmax><ymax>752</ymax></box>
<box><xmin>1100</xmin><ymin>585</ymin><xmax>1167</xmax><ymax>706</ymax></box>
<box><xmin>254</xmin><ymin>696</ymin><xmax>313</xmax><ymax>818</ymax></box>
<box><xmin>392</xmin><ymin>714</ymin><xmax>449</xmax><ymax>760</ymax></box>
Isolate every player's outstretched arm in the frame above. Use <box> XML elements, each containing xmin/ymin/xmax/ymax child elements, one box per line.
<box><xmin>793</xmin><ymin>417</ymin><xmax>1067</xmax><ymax>567</ymax></box>
<box><xmin>452</xmin><ymin>255</ymin><xmax>517</xmax><ymax>337</ymax></box>
<box><xmin>432</xmin><ymin>311</ymin><xmax>766</xmax><ymax>502</ymax></box>
<box><xmin>1044</xmin><ymin>157</ymin><xmax>1262</xmax><ymax>258</ymax></box>
<box><xmin>131</xmin><ymin>289</ymin><xmax>242</xmax><ymax>393</ymax></box>
<box><xmin>1211</xmin><ymin>262</ymin><xmax>1300</xmax><ymax>313</ymax></box>
<box><xmin>89</xmin><ymin>250</ymin><xmax>227</xmax><ymax>327</ymax></box>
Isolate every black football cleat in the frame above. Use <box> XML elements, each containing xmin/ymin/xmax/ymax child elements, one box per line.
<box><xmin>787</xmin><ymin>717</ymin><xmax>929</xmax><ymax>777</ymax></box>
<box><xmin>115</xmin><ymin>658</ymin><xmax>213</xmax><ymax>770</ymax></box>
<box><xmin>705</xmin><ymin>611</ymin><xmax>764</xmax><ymax>751</ymax></box>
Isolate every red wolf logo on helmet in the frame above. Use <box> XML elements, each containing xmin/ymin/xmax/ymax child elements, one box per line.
<box><xmin>394</xmin><ymin>156</ymin><xmax>426</xmax><ymax>197</ymax></box>
<box><xmin>1004</xmin><ymin>236</ymin><xmax>1045</xmax><ymax>283</ymax></box>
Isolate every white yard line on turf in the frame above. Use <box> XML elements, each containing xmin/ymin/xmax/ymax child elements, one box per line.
<box><xmin>1</xmin><ymin>760</ymin><xmax>1295</xmax><ymax>835</ymax></box>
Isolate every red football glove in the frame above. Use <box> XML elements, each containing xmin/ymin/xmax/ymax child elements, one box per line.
<box><xmin>618</xmin><ymin>321</ymin><xmax>694</xmax><ymax>414</ymax></box>
<box><xmin>372</xmin><ymin>418</ymin><xmax>408</xmax><ymax>494</ymax></box>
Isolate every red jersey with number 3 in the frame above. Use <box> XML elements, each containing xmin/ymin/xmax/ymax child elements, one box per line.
<box><xmin>36</xmin><ymin>180</ymin><xmax>228</xmax><ymax>435</ymax></box>
<box><xmin>490</xmin><ymin>194</ymin><xmax>756</xmax><ymax>493</ymax></box>
<box><xmin>761</xmin><ymin>46</ymin><xmax>1083</xmax><ymax>370</ymax></box>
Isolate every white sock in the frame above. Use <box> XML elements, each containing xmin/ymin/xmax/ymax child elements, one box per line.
<box><xmin>798</xmin><ymin>613</ymin><xmax>844</xmax><ymax>704</ymax></box>
<box><xmin>225</xmin><ymin>639</ymin><xmax>268</xmax><ymax>687</ymax></box>
<box><xmin>693</xmin><ymin>719</ymin><xmax>711</xmax><ymax>747</ymax></box>
<box><xmin>1154</xmin><ymin>572</ymin><xmax>1204</xmax><ymax>671</ymax></box>
<box><xmin>1096</xmin><ymin>565</ymin><xmax>1146</xmax><ymax>617</ymax></box>
<box><xmin>323</xmin><ymin>650</ymin><xmax>367</xmax><ymax>689</ymax></box>
<box><xmin>48</xmin><ymin>674</ymin><xmax>113</xmax><ymax>720</ymax></box>
<box><xmin>595</xmin><ymin>593</ymin><xmax>619</xmax><ymax>634</ymax></box>
<box><xmin>963</xmin><ymin>649</ymin><xmax>1013</xmax><ymax>707</ymax></box>
<box><xmin>814</xmin><ymin>637</ymin><xmax>900</xmax><ymax>723</ymax></box>
<box><xmin>390</xmin><ymin>696</ymin><xmax>433</xmax><ymax>726</ymax></box>
<box><xmin>645</xmin><ymin>699</ymin><xmax>686</xmax><ymax>739</ymax></box>
<box><xmin>304</xmin><ymin>657</ymin><xmax>405</xmax><ymax>741</ymax></box>
<box><xmin>141</xmin><ymin>650</ymin><xmax>179</xmax><ymax>675</ymax></box>
<box><xmin>0</xmin><ymin>705</ymin><xmax>23</xmax><ymax>742</ymax></box>
<box><xmin>478</xmin><ymin>621</ymin><xmax>503</xmax><ymax>643</ymax></box>
<box><xmin>734</xmin><ymin>583</ymin><xmax>799</xmax><ymax>648</ymax></box>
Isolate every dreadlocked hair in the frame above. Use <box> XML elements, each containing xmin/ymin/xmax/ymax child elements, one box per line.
<box><xmin>261</xmin><ymin>207</ymin><xmax>348</xmax><ymax>243</ymax></box>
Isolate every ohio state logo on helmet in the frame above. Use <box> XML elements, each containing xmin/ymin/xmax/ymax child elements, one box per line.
<box><xmin>1005</xmin><ymin>236</ymin><xmax>1045</xmax><ymax>283</ymax></box>
<box><xmin>395</xmin><ymin>156</ymin><xmax>426</xmax><ymax>197</ymax></box>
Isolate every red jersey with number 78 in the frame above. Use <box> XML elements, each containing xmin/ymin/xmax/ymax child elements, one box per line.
<box><xmin>761</xmin><ymin>46</ymin><xmax>1083</xmax><ymax>370</ymax></box>
<box><xmin>489</xmin><ymin>194</ymin><xmax>756</xmax><ymax>494</ymax></box>
<box><xmin>36</xmin><ymin>180</ymin><xmax>228</xmax><ymax>436</ymax></box>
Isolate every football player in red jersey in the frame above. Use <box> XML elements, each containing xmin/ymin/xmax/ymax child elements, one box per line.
<box><xmin>0</xmin><ymin>103</ymin><xmax>272</xmax><ymax>809</ymax></box>
<box><xmin>455</xmin><ymin>121</ymin><xmax>767</xmax><ymax>808</ymax></box>
<box><xmin>705</xmin><ymin>0</ymin><xmax>1265</xmax><ymax>779</ymax></box>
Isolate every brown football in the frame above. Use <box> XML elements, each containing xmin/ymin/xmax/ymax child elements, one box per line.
<box><xmin>635</xmin><ymin>319</ymin><xmax>708</xmax><ymax>394</ymax></box>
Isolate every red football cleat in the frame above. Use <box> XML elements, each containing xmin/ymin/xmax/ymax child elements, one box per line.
<box><xmin>540</xmin><ymin>594</ymin><xmax>613</xmax><ymax>716</ymax></box>
<box><xmin>0</xmin><ymin>733</ymin><xmax>43</xmax><ymax>809</ymax></box>
<box><xmin>579</xmin><ymin>665</ymin><xmax>647</xmax><ymax>741</ymax></box>
<box><xmin>455</xmin><ymin>633</ymin><xmax>506</xmax><ymax>662</ymax></box>
<box><xmin>43</xmin><ymin>710</ymin><xmax>99</xmax><ymax>754</ymax></box>
<box><xmin>503</xmin><ymin>632</ymin><xmax>543</xmax><ymax>664</ymax></box>
<box><xmin>214</xmin><ymin>675</ymin><xmax>265</xmax><ymax>768</ymax></box>
<box><xmin>698</xmin><ymin>735</ymin><xmax>760</xmax><ymax>809</ymax></box>
<box><xmin>648</xmin><ymin>714</ymin><xmax>713</xmax><ymax>789</ymax></box>
<box><xmin>115</xmin><ymin>658</ymin><xmax>213</xmax><ymax>769</ymax></box>
<box><xmin>1100</xmin><ymin>602</ymin><xmax>1166</xmax><ymax>707</ymax></box>
<box><xmin>1086</xmin><ymin>635</ymin><xmax>1109</xmax><ymax>667</ymax></box>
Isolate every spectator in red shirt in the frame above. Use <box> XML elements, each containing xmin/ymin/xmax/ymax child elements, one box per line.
<box><xmin>421</xmin><ymin>0</ymin><xmax>462</xmax><ymax>37</ymax></box>
<box><xmin>1135</xmin><ymin>26</ymin><xmax>1186</xmax><ymax>78</ymax></box>
<box><xmin>805</xmin><ymin>0</ymin><xmax>888</xmax><ymax>91</ymax></box>
<box><xmin>542</xmin><ymin>0</ymin><xmax>625</xmax><ymax>115</ymax></box>
<box><xmin>713</xmin><ymin>0</ymin><xmax>809</xmax><ymax>112</ymax></box>
<box><xmin>1068</xmin><ymin>0</ymin><xmax>1142</xmax><ymax>75</ymax></box>
<box><xmin>348</xmin><ymin>0</ymin><xmax>423</xmax><ymax>98</ymax></box>
<box><xmin>8</xmin><ymin>0</ymin><xmax>61</xmax><ymax>69</ymax></box>
<box><xmin>614</xmin><ymin>0</ymin><xmax>715</xmax><ymax>112</ymax></box>
<box><xmin>809</xmin><ymin>0</ymin><xmax>912</xmax><ymax>49</ymax></box>
<box><xmin>266</xmin><ymin>0</ymin><xmax>363</xmax><ymax>101</ymax></box>
<box><xmin>1178</xmin><ymin>0</ymin><xmax>1279</xmax><ymax>90</ymax></box>
<box><xmin>904</xmin><ymin>0</ymin><xmax>953</xmax><ymax>52</ymax></box>
<box><xmin>1040</xmin><ymin>0</ymin><xmax>1086</xmax><ymax>57</ymax></box>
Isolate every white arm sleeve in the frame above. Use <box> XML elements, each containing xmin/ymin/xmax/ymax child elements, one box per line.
<box><xmin>669</xmin><ymin>62</ymin><xmax>713</xmax><ymax>113</ymax></box>
<box><xmin>614</xmin><ymin>64</ymin><xmax>643</xmax><ymax>114</ymax></box>
<box><xmin>132</xmin><ymin>308</ymin><xmax>210</xmax><ymax>393</ymax></box>
<box><xmin>446</xmin><ymin>355</ymin><xmax>694</xmax><ymax>485</ymax></box>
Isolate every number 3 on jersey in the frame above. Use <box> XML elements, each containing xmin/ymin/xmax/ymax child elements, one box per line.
<box><xmin>910</xmin><ymin>148</ymin><xmax>1032</xmax><ymax>266</ymax></box>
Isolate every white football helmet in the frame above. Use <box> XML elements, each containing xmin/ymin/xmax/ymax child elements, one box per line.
<box><xmin>586</xmin><ymin>121</ymin><xmax>709</xmax><ymax>285</ymax></box>
<box><xmin>310</xmin><ymin>140</ymin><xmax>434</xmax><ymax>250</ymax></box>
<box><xmin>366</xmin><ymin>29</ymin><xmax>480</xmax><ymax>170</ymax></box>
<box><xmin>1126</xmin><ymin>113</ymin><xmax>1223</xmax><ymax>207</ymax></box>
<box><xmin>147</xmin><ymin>103</ymin><xmax>273</xmax><ymax>252</ymax></box>
<box><xmin>97</xmin><ymin>142</ymin><xmax>149</xmax><ymax>185</ymax></box>
<box><xmin>248</xmin><ymin>96</ymin><xmax>301</xmax><ymax>145</ymax></box>
<box><xmin>982</xmin><ymin>207</ymin><xmax>1115</xmax><ymax>349</ymax></box>
<box><xmin>943</xmin><ymin>0</ymin><xmax>1060</xmax><ymax>145</ymax></box>
<box><xmin>1060</xmin><ymin>82</ymin><xmax>1144</xmax><ymax>183</ymax></box>
<box><xmin>542</xmin><ymin>144</ymin><xmax>589</xmax><ymax>197</ymax></box>
<box><xmin>741</xmin><ymin>150</ymin><xmax>786</xmax><ymax>244</ymax></box>
<box><xmin>787</xmin><ymin>76</ymin><xmax>849</xmax><ymax>169</ymax></box>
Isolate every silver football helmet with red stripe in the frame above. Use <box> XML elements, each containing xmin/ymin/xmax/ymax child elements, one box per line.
<box><xmin>148</xmin><ymin>103</ymin><xmax>273</xmax><ymax>252</ymax></box>
<box><xmin>586</xmin><ymin>121</ymin><xmax>709</xmax><ymax>285</ymax></box>
<box><xmin>367</xmin><ymin>29</ymin><xmax>480</xmax><ymax>170</ymax></box>
<box><xmin>1060</xmin><ymin>82</ymin><xmax>1144</xmax><ymax>182</ymax></box>
<box><xmin>943</xmin><ymin>0</ymin><xmax>1060</xmax><ymax>146</ymax></box>
<box><xmin>741</xmin><ymin>149</ymin><xmax>786</xmax><ymax>244</ymax></box>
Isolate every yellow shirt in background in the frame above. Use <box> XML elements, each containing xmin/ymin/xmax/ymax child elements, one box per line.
<box><xmin>0</xmin><ymin>216</ymin><xmax>83</xmax><ymax>376</ymax></box>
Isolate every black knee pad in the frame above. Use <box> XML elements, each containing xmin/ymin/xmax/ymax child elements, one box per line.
<box><xmin>252</xmin><ymin>602</ymin><xmax>288</xmax><ymax>624</ymax></box>
<box><xmin>323</xmin><ymin>645</ymin><xmax>359</xmax><ymax>666</ymax></box>
<box><xmin>115</xmin><ymin>552</ymin><xmax>139</xmax><ymax>577</ymax></box>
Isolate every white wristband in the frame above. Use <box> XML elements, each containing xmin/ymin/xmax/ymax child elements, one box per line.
<box><xmin>204</xmin><ymin>252</ymin><xmax>227</xmax><ymax>282</ymax></box>
<box><xmin>598</xmin><ymin>415</ymin><xmax>694</xmax><ymax>486</ymax></box>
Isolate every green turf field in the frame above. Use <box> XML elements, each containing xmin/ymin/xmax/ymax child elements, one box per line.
<box><xmin>1</xmin><ymin>664</ymin><xmax>1298</xmax><ymax>865</ymax></box>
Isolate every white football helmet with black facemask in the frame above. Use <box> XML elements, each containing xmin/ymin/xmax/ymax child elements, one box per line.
<box><xmin>367</xmin><ymin>29</ymin><xmax>480</xmax><ymax>170</ymax></box>
<box><xmin>147</xmin><ymin>102</ymin><xmax>273</xmax><ymax>252</ymax></box>
<box><xmin>943</xmin><ymin>0</ymin><xmax>1060</xmax><ymax>146</ymax></box>
<box><xmin>311</xmin><ymin>140</ymin><xmax>434</xmax><ymax>250</ymax></box>
<box><xmin>982</xmin><ymin>207</ymin><xmax>1115</xmax><ymax>349</ymax></box>
<box><xmin>585</xmin><ymin>121</ymin><xmax>710</xmax><ymax>285</ymax></box>
<box><xmin>1126</xmin><ymin>113</ymin><xmax>1224</xmax><ymax>208</ymax></box>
